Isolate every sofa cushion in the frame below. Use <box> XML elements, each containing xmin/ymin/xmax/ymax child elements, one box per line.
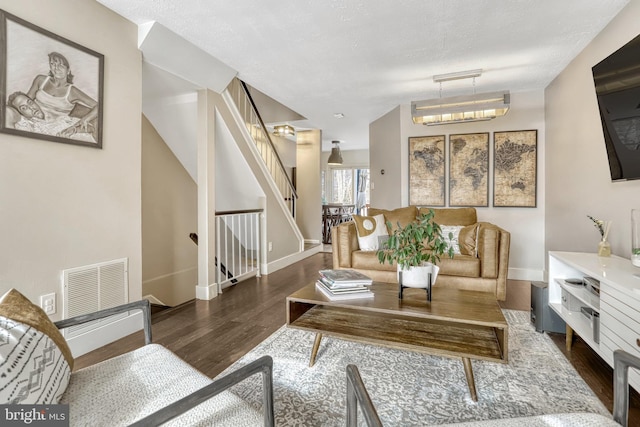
<box><xmin>0</xmin><ymin>289</ymin><xmax>72</xmax><ymax>404</ymax></box>
<box><xmin>353</xmin><ymin>251</ymin><xmax>396</xmax><ymax>272</ymax></box>
<box><xmin>438</xmin><ymin>255</ymin><xmax>480</xmax><ymax>278</ymax></box>
<box><xmin>352</xmin><ymin>251</ymin><xmax>479</xmax><ymax>278</ymax></box>
<box><xmin>419</xmin><ymin>207</ymin><xmax>477</xmax><ymax>226</ymax></box>
<box><xmin>60</xmin><ymin>344</ymin><xmax>262</xmax><ymax>426</ymax></box>
<box><xmin>352</xmin><ymin>214</ymin><xmax>388</xmax><ymax>251</ymax></box>
<box><xmin>368</xmin><ymin>206</ymin><xmax>418</xmax><ymax>233</ymax></box>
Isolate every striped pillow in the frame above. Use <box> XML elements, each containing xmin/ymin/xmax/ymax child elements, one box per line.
<box><xmin>0</xmin><ymin>289</ymin><xmax>72</xmax><ymax>404</ymax></box>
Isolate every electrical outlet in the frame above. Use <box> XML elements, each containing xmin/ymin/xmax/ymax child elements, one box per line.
<box><xmin>40</xmin><ymin>293</ymin><xmax>56</xmax><ymax>315</ymax></box>
<box><xmin>268</xmin><ymin>241</ymin><xmax>273</xmax><ymax>252</ymax></box>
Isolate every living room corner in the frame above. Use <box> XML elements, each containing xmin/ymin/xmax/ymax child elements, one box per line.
<box><xmin>2</xmin><ymin>0</ymin><xmax>640</xmax><ymax>425</ymax></box>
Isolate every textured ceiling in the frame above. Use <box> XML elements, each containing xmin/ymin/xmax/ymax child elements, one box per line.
<box><xmin>97</xmin><ymin>0</ymin><xmax>629</xmax><ymax>150</ymax></box>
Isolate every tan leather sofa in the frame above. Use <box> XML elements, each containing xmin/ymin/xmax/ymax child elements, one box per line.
<box><xmin>331</xmin><ymin>206</ymin><xmax>510</xmax><ymax>301</ymax></box>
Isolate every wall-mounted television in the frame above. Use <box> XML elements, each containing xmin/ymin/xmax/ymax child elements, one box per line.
<box><xmin>592</xmin><ymin>33</ymin><xmax>640</xmax><ymax>181</ymax></box>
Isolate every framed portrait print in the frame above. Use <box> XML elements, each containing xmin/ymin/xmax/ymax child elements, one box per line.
<box><xmin>409</xmin><ymin>135</ymin><xmax>446</xmax><ymax>206</ymax></box>
<box><xmin>448</xmin><ymin>133</ymin><xmax>489</xmax><ymax>207</ymax></box>
<box><xmin>493</xmin><ymin>130</ymin><xmax>537</xmax><ymax>207</ymax></box>
<box><xmin>0</xmin><ymin>9</ymin><xmax>104</xmax><ymax>148</ymax></box>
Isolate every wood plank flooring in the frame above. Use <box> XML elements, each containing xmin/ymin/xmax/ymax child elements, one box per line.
<box><xmin>75</xmin><ymin>253</ymin><xmax>638</xmax><ymax>425</ymax></box>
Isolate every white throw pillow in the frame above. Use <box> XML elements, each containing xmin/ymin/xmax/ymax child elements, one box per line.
<box><xmin>440</xmin><ymin>225</ymin><xmax>464</xmax><ymax>255</ymax></box>
<box><xmin>352</xmin><ymin>214</ymin><xmax>389</xmax><ymax>251</ymax></box>
<box><xmin>0</xmin><ymin>289</ymin><xmax>72</xmax><ymax>404</ymax></box>
<box><xmin>0</xmin><ymin>318</ymin><xmax>71</xmax><ymax>404</ymax></box>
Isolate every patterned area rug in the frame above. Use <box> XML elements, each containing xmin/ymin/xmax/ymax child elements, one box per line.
<box><xmin>220</xmin><ymin>310</ymin><xmax>611</xmax><ymax>426</ymax></box>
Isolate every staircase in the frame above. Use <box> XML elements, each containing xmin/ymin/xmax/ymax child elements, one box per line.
<box><xmin>227</xmin><ymin>79</ymin><xmax>298</xmax><ymax>218</ymax></box>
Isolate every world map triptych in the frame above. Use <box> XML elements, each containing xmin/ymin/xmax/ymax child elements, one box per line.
<box><xmin>409</xmin><ymin>130</ymin><xmax>537</xmax><ymax>208</ymax></box>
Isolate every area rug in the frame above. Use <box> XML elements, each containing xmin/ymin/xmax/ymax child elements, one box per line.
<box><xmin>219</xmin><ymin>310</ymin><xmax>611</xmax><ymax>426</ymax></box>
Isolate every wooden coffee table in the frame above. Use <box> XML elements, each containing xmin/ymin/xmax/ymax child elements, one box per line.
<box><xmin>286</xmin><ymin>282</ymin><xmax>508</xmax><ymax>401</ymax></box>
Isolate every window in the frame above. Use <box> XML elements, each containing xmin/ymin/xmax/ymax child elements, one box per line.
<box><xmin>325</xmin><ymin>167</ymin><xmax>370</xmax><ymax>214</ymax></box>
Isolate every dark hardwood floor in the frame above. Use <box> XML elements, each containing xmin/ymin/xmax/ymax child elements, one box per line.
<box><xmin>75</xmin><ymin>252</ymin><xmax>638</xmax><ymax>424</ymax></box>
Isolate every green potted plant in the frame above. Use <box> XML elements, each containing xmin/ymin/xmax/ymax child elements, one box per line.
<box><xmin>376</xmin><ymin>209</ymin><xmax>454</xmax><ymax>288</ymax></box>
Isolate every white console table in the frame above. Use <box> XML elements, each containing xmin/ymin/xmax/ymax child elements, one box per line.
<box><xmin>548</xmin><ymin>251</ymin><xmax>640</xmax><ymax>392</ymax></box>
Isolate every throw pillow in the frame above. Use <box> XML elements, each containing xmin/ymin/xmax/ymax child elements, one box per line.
<box><xmin>440</xmin><ymin>225</ymin><xmax>464</xmax><ymax>255</ymax></box>
<box><xmin>458</xmin><ymin>224</ymin><xmax>479</xmax><ymax>257</ymax></box>
<box><xmin>0</xmin><ymin>289</ymin><xmax>73</xmax><ymax>404</ymax></box>
<box><xmin>352</xmin><ymin>214</ymin><xmax>389</xmax><ymax>251</ymax></box>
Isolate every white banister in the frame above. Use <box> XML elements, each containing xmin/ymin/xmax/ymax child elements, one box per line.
<box><xmin>215</xmin><ymin>210</ymin><xmax>262</xmax><ymax>291</ymax></box>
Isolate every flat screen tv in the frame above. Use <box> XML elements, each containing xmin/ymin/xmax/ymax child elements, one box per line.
<box><xmin>592</xmin><ymin>33</ymin><xmax>640</xmax><ymax>181</ymax></box>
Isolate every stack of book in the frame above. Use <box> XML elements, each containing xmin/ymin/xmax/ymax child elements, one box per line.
<box><xmin>316</xmin><ymin>269</ymin><xmax>373</xmax><ymax>300</ymax></box>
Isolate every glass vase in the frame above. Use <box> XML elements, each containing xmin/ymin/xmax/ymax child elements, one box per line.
<box><xmin>598</xmin><ymin>239</ymin><xmax>611</xmax><ymax>257</ymax></box>
<box><xmin>632</xmin><ymin>209</ymin><xmax>640</xmax><ymax>267</ymax></box>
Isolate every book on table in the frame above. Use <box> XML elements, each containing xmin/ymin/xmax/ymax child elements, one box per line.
<box><xmin>318</xmin><ymin>269</ymin><xmax>373</xmax><ymax>287</ymax></box>
<box><xmin>315</xmin><ymin>282</ymin><xmax>374</xmax><ymax>301</ymax></box>
<box><xmin>316</xmin><ymin>280</ymin><xmax>369</xmax><ymax>294</ymax></box>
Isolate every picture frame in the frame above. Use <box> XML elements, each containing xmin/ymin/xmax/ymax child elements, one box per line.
<box><xmin>408</xmin><ymin>135</ymin><xmax>446</xmax><ymax>206</ymax></box>
<box><xmin>0</xmin><ymin>9</ymin><xmax>104</xmax><ymax>148</ymax></box>
<box><xmin>493</xmin><ymin>130</ymin><xmax>537</xmax><ymax>207</ymax></box>
<box><xmin>448</xmin><ymin>133</ymin><xmax>489</xmax><ymax>207</ymax></box>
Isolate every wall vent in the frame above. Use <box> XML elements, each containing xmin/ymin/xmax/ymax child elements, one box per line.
<box><xmin>62</xmin><ymin>258</ymin><xmax>129</xmax><ymax>338</ymax></box>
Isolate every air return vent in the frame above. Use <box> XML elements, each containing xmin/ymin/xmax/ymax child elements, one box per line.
<box><xmin>62</xmin><ymin>258</ymin><xmax>128</xmax><ymax>338</ymax></box>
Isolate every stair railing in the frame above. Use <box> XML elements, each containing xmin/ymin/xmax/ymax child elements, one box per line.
<box><xmin>215</xmin><ymin>209</ymin><xmax>263</xmax><ymax>292</ymax></box>
<box><xmin>227</xmin><ymin>78</ymin><xmax>297</xmax><ymax>218</ymax></box>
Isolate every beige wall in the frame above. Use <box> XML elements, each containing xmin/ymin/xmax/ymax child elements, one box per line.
<box><xmin>545</xmin><ymin>0</ymin><xmax>640</xmax><ymax>266</ymax></box>
<box><xmin>369</xmin><ymin>106</ymin><xmax>402</xmax><ymax>208</ymax></box>
<box><xmin>142</xmin><ymin>116</ymin><xmax>197</xmax><ymax>306</ymax></box>
<box><xmin>369</xmin><ymin>91</ymin><xmax>546</xmax><ymax>280</ymax></box>
<box><xmin>297</xmin><ymin>130</ymin><xmax>322</xmax><ymax>242</ymax></box>
<box><xmin>0</xmin><ymin>0</ymin><xmax>142</xmax><ymax>316</ymax></box>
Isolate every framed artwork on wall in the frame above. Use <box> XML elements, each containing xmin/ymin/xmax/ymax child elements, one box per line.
<box><xmin>408</xmin><ymin>135</ymin><xmax>446</xmax><ymax>206</ymax></box>
<box><xmin>448</xmin><ymin>132</ymin><xmax>489</xmax><ymax>207</ymax></box>
<box><xmin>493</xmin><ymin>130</ymin><xmax>537</xmax><ymax>207</ymax></box>
<box><xmin>0</xmin><ymin>9</ymin><xmax>104</xmax><ymax>148</ymax></box>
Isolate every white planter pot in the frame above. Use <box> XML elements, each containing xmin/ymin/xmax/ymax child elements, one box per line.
<box><xmin>397</xmin><ymin>263</ymin><xmax>440</xmax><ymax>288</ymax></box>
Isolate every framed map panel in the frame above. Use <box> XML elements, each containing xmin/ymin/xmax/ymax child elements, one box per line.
<box><xmin>449</xmin><ymin>133</ymin><xmax>489</xmax><ymax>207</ymax></box>
<box><xmin>493</xmin><ymin>130</ymin><xmax>537</xmax><ymax>207</ymax></box>
<box><xmin>409</xmin><ymin>135</ymin><xmax>445</xmax><ymax>206</ymax></box>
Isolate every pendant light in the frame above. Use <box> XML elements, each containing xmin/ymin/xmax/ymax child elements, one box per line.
<box><xmin>327</xmin><ymin>140</ymin><xmax>343</xmax><ymax>165</ymax></box>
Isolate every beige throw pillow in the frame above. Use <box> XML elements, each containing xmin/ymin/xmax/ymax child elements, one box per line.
<box><xmin>458</xmin><ymin>224</ymin><xmax>479</xmax><ymax>257</ymax></box>
<box><xmin>352</xmin><ymin>214</ymin><xmax>389</xmax><ymax>251</ymax></box>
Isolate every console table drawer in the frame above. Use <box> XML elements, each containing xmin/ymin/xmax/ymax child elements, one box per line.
<box><xmin>600</xmin><ymin>301</ymin><xmax>640</xmax><ymax>349</ymax></box>
<box><xmin>602</xmin><ymin>287</ymin><xmax>640</xmax><ymax>323</ymax></box>
<box><xmin>600</xmin><ymin>329</ymin><xmax>640</xmax><ymax>392</ymax></box>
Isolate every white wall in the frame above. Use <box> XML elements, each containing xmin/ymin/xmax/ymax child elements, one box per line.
<box><xmin>545</xmin><ymin>0</ymin><xmax>640</xmax><ymax>268</ymax></box>
<box><xmin>0</xmin><ymin>0</ymin><xmax>142</xmax><ymax>317</ymax></box>
<box><xmin>215</xmin><ymin>114</ymin><xmax>264</xmax><ymax>212</ymax></box>
<box><xmin>370</xmin><ymin>91</ymin><xmax>546</xmax><ymax>280</ymax></box>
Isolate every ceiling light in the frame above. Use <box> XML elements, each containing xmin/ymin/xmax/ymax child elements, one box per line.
<box><xmin>412</xmin><ymin>90</ymin><xmax>510</xmax><ymax>125</ymax></box>
<box><xmin>433</xmin><ymin>69</ymin><xmax>483</xmax><ymax>83</ymax></box>
<box><xmin>273</xmin><ymin>124</ymin><xmax>295</xmax><ymax>136</ymax></box>
<box><xmin>333</xmin><ymin>113</ymin><xmax>345</xmax><ymax>119</ymax></box>
<box><xmin>327</xmin><ymin>140</ymin><xmax>343</xmax><ymax>165</ymax></box>
<box><xmin>412</xmin><ymin>69</ymin><xmax>510</xmax><ymax>125</ymax></box>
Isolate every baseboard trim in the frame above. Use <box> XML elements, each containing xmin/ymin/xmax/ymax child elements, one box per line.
<box><xmin>508</xmin><ymin>267</ymin><xmax>543</xmax><ymax>282</ymax></box>
<box><xmin>66</xmin><ymin>312</ymin><xmax>143</xmax><ymax>357</ymax></box>
<box><xmin>264</xmin><ymin>245</ymin><xmax>323</xmax><ymax>274</ymax></box>
<box><xmin>195</xmin><ymin>283</ymin><xmax>219</xmax><ymax>300</ymax></box>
